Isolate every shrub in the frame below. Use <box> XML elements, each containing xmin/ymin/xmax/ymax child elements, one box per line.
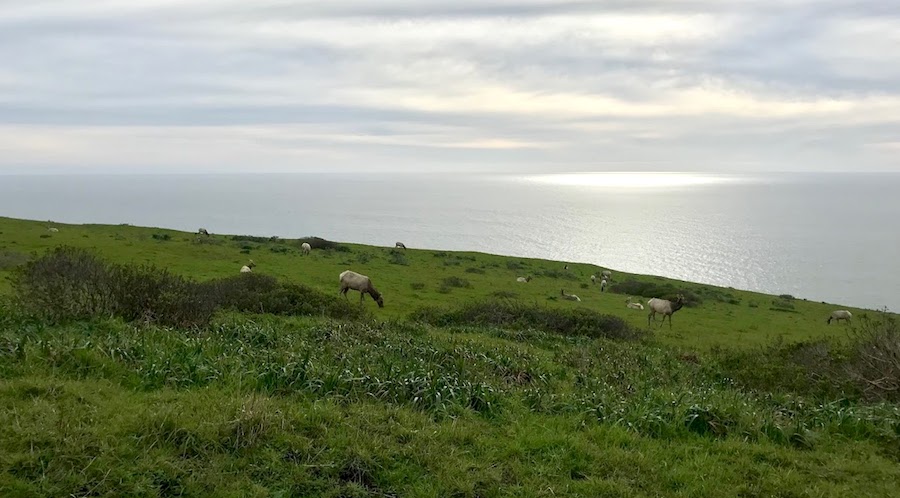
<box><xmin>535</xmin><ymin>269</ymin><xmax>579</xmax><ymax>281</ymax></box>
<box><xmin>204</xmin><ymin>275</ymin><xmax>367</xmax><ymax>320</ymax></box>
<box><xmin>465</xmin><ymin>267</ymin><xmax>485</xmax><ymax>274</ymax></box>
<box><xmin>506</xmin><ymin>261</ymin><xmax>525</xmax><ymax>271</ymax></box>
<box><xmin>269</xmin><ymin>245</ymin><xmax>291</xmax><ymax>254</ymax></box>
<box><xmin>441</xmin><ymin>276</ymin><xmax>471</xmax><ymax>289</ymax></box>
<box><xmin>410</xmin><ymin>282</ymin><xmax>426</xmax><ymax>291</ymax></box>
<box><xmin>356</xmin><ymin>253</ymin><xmax>372</xmax><ymax>264</ymax></box>
<box><xmin>845</xmin><ymin>313</ymin><xmax>900</xmax><ymax>402</ymax></box>
<box><xmin>151</xmin><ymin>233</ymin><xmax>171</xmax><ymax>241</ymax></box>
<box><xmin>13</xmin><ymin>247</ymin><xmax>216</xmax><ymax>327</ymax></box>
<box><xmin>0</xmin><ymin>250</ymin><xmax>29</xmax><ymax>270</ymax></box>
<box><xmin>412</xmin><ymin>300</ymin><xmax>644</xmax><ymax>341</ymax></box>
<box><xmin>388</xmin><ymin>251</ymin><xmax>408</xmax><ymax>266</ymax></box>
<box><xmin>297</xmin><ymin>237</ymin><xmax>350</xmax><ymax>252</ymax></box>
<box><xmin>609</xmin><ymin>279</ymin><xmax>702</xmax><ymax>307</ymax></box>
<box><xmin>779</xmin><ymin>294</ymin><xmax>796</xmax><ymax>300</ymax></box>
<box><xmin>490</xmin><ymin>290</ymin><xmax>517</xmax><ymax>299</ymax></box>
<box><xmin>579</xmin><ymin>283</ymin><xmax>589</xmax><ymax>289</ymax></box>
<box><xmin>231</xmin><ymin>235</ymin><xmax>273</xmax><ymax>244</ymax></box>
<box><xmin>770</xmin><ymin>299</ymin><xmax>796</xmax><ymax>312</ymax></box>
<box><xmin>13</xmin><ymin>247</ymin><xmax>365</xmax><ymax>327</ymax></box>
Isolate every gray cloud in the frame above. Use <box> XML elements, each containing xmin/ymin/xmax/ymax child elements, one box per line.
<box><xmin>0</xmin><ymin>0</ymin><xmax>898</xmax><ymax>173</ymax></box>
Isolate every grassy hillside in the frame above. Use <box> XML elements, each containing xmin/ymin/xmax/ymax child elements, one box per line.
<box><xmin>0</xmin><ymin>216</ymin><xmax>881</xmax><ymax>350</ymax></box>
<box><xmin>1</xmin><ymin>216</ymin><xmax>899</xmax><ymax>497</ymax></box>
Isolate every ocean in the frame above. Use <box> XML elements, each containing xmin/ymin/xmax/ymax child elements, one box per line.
<box><xmin>0</xmin><ymin>172</ymin><xmax>897</xmax><ymax>311</ymax></box>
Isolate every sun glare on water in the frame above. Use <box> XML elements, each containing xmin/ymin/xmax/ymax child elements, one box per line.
<box><xmin>526</xmin><ymin>172</ymin><xmax>736</xmax><ymax>188</ymax></box>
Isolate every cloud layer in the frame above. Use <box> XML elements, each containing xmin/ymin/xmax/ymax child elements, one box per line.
<box><xmin>1</xmin><ymin>0</ymin><xmax>898</xmax><ymax>173</ymax></box>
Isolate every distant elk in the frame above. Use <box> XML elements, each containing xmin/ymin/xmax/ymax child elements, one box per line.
<box><xmin>827</xmin><ymin>310</ymin><xmax>852</xmax><ymax>325</ymax></box>
<box><xmin>198</xmin><ymin>228</ymin><xmax>210</xmax><ymax>236</ymax></box>
<box><xmin>240</xmin><ymin>260</ymin><xmax>256</xmax><ymax>273</ymax></box>
<box><xmin>516</xmin><ymin>276</ymin><xmax>532</xmax><ymax>283</ymax></box>
<box><xmin>647</xmin><ymin>294</ymin><xmax>685</xmax><ymax>328</ymax></box>
<box><xmin>395</xmin><ymin>242</ymin><xmax>407</xmax><ymax>250</ymax></box>
<box><xmin>600</xmin><ymin>279</ymin><xmax>608</xmax><ymax>292</ymax></box>
<box><xmin>301</xmin><ymin>242</ymin><xmax>312</xmax><ymax>255</ymax></box>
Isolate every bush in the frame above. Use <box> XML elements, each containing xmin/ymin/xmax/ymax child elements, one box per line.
<box><xmin>714</xmin><ymin>314</ymin><xmax>900</xmax><ymax>403</ymax></box>
<box><xmin>465</xmin><ymin>267</ymin><xmax>485</xmax><ymax>274</ymax></box>
<box><xmin>151</xmin><ymin>233</ymin><xmax>171</xmax><ymax>241</ymax></box>
<box><xmin>13</xmin><ymin>247</ymin><xmax>216</xmax><ymax>327</ymax></box>
<box><xmin>506</xmin><ymin>261</ymin><xmax>525</xmax><ymax>271</ymax></box>
<box><xmin>441</xmin><ymin>276</ymin><xmax>471</xmax><ymax>289</ymax></box>
<box><xmin>231</xmin><ymin>235</ymin><xmax>273</xmax><ymax>244</ymax></box>
<box><xmin>845</xmin><ymin>313</ymin><xmax>900</xmax><ymax>402</ymax></box>
<box><xmin>770</xmin><ymin>299</ymin><xmax>797</xmax><ymax>313</ymax></box>
<box><xmin>0</xmin><ymin>250</ymin><xmax>29</xmax><ymax>270</ymax></box>
<box><xmin>13</xmin><ymin>247</ymin><xmax>366</xmax><ymax>327</ymax></box>
<box><xmin>297</xmin><ymin>237</ymin><xmax>350</xmax><ymax>252</ymax></box>
<box><xmin>412</xmin><ymin>300</ymin><xmax>644</xmax><ymax>341</ymax></box>
<box><xmin>609</xmin><ymin>279</ymin><xmax>702</xmax><ymax>307</ymax></box>
<box><xmin>204</xmin><ymin>275</ymin><xmax>367</xmax><ymax>320</ymax></box>
<box><xmin>410</xmin><ymin>282</ymin><xmax>426</xmax><ymax>291</ymax></box>
<box><xmin>388</xmin><ymin>251</ymin><xmax>408</xmax><ymax>266</ymax></box>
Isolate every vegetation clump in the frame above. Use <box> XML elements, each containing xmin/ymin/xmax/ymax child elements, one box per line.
<box><xmin>610</xmin><ymin>279</ymin><xmax>702</xmax><ymax>306</ymax></box>
<box><xmin>13</xmin><ymin>247</ymin><xmax>364</xmax><ymax>327</ymax></box>
<box><xmin>413</xmin><ymin>300</ymin><xmax>643</xmax><ymax>341</ymax></box>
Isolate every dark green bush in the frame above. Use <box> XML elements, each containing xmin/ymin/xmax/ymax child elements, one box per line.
<box><xmin>712</xmin><ymin>315</ymin><xmax>900</xmax><ymax>403</ymax></box>
<box><xmin>151</xmin><ymin>233</ymin><xmax>171</xmax><ymax>241</ymax></box>
<box><xmin>204</xmin><ymin>275</ymin><xmax>366</xmax><ymax>320</ymax></box>
<box><xmin>297</xmin><ymin>236</ymin><xmax>350</xmax><ymax>252</ymax></box>
<box><xmin>410</xmin><ymin>282</ymin><xmax>426</xmax><ymax>291</ymax></box>
<box><xmin>609</xmin><ymin>279</ymin><xmax>702</xmax><ymax>307</ymax></box>
<box><xmin>13</xmin><ymin>247</ymin><xmax>365</xmax><ymax>327</ymax></box>
<box><xmin>13</xmin><ymin>247</ymin><xmax>216</xmax><ymax>327</ymax></box>
<box><xmin>441</xmin><ymin>276</ymin><xmax>471</xmax><ymax>289</ymax></box>
<box><xmin>412</xmin><ymin>300</ymin><xmax>644</xmax><ymax>341</ymax></box>
<box><xmin>465</xmin><ymin>267</ymin><xmax>485</xmax><ymax>274</ymax></box>
<box><xmin>0</xmin><ymin>250</ymin><xmax>29</xmax><ymax>270</ymax></box>
<box><xmin>231</xmin><ymin>235</ymin><xmax>273</xmax><ymax>244</ymax></box>
<box><xmin>388</xmin><ymin>251</ymin><xmax>408</xmax><ymax>266</ymax></box>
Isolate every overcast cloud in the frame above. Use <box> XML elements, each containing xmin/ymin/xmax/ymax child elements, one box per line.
<box><xmin>0</xmin><ymin>0</ymin><xmax>898</xmax><ymax>173</ymax></box>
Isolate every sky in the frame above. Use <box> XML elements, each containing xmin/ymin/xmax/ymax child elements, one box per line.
<box><xmin>0</xmin><ymin>0</ymin><xmax>898</xmax><ymax>174</ymax></box>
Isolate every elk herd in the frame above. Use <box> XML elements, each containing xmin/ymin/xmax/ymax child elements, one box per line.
<box><xmin>208</xmin><ymin>228</ymin><xmax>854</xmax><ymax>327</ymax></box>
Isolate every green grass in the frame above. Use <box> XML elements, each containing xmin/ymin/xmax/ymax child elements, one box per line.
<box><xmin>1</xmin><ymin>216</ymin><xmax>899</xmax><ymax>497</ymax></box>
<box><xmin>0</xmin><ymin>217</ymin><xmax>883</xmax><ymax>350</ymax></box>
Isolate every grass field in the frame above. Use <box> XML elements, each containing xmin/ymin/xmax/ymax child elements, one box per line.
<box><xmin>1</xmin><ymin>216</ymin><xmax>898</xmax><ymax>497</ymax></box>
<box><xmin>0</xmin><ymin>216</ymin><xmax>881</xmax><ymax>350</ymax></box>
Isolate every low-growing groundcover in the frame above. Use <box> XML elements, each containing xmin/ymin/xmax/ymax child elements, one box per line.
<box><xmin>1</xmin><ymin>309</ymin><xmax>899</xmax><ymax>496</ymax></box>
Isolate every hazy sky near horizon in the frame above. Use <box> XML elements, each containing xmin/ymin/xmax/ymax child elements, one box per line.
<box><xmin>1</xmin><ymin>0</ymin><xmax>898</xmax><ymax>174</ymax></box>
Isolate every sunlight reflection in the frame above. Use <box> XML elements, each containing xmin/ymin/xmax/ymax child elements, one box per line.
<box><xmin>526</xmin><ymin>172</ymin><xmax>739</xmax><ymax>188</ymax></box>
